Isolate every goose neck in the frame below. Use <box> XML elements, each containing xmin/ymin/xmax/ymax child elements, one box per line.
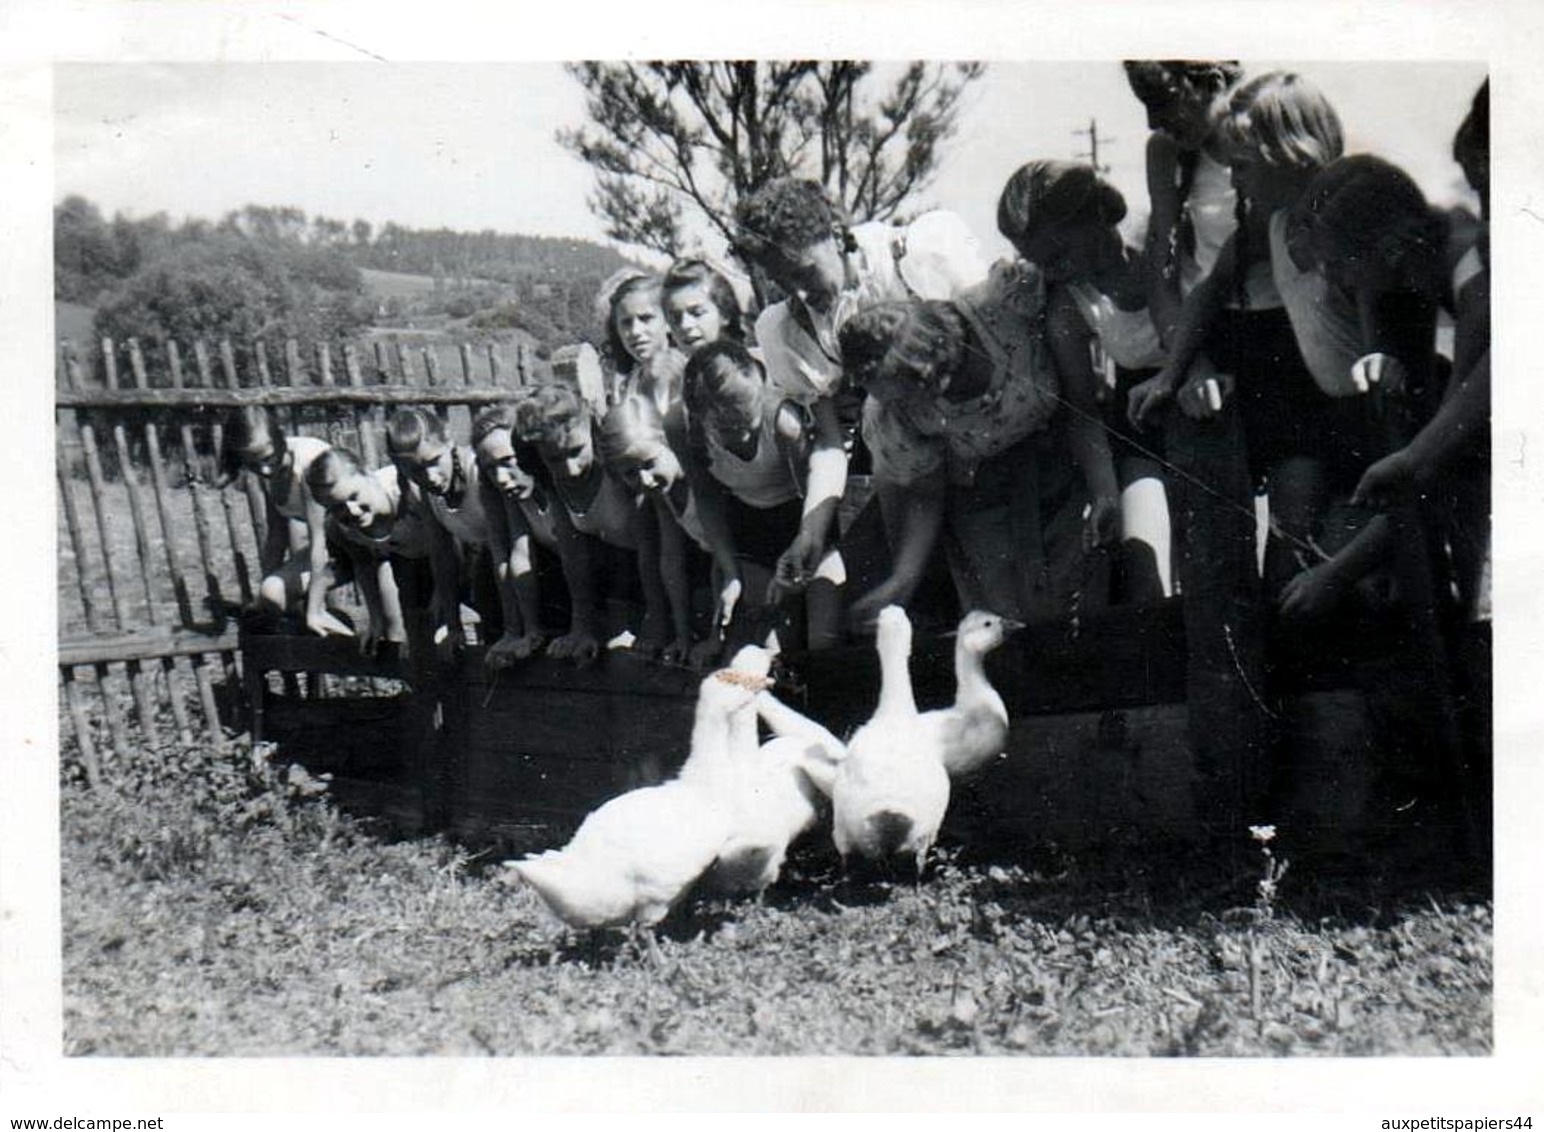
<box><xmin>874</xmin><ymin>637</ymin><xmax>917</xmax><ymax>716</ymax></box>
<box><xmin>954</xmin><ymin>641</ymin><xmax>992</xmax><ymax>702</ymax></box>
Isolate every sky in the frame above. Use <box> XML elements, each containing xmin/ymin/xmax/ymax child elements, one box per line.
<box><xmin>54</xmin><ymin>59</ymin><xmax>1488</xmax><ymax>266</ymax></box>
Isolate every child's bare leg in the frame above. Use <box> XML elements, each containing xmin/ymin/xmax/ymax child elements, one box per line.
<box><xmin>257</xmin><ymin>551</ymin><xmax>309</xmax><ymax>616</ymax></box>
<box><xmin>1119</xmin><ymin>474</ymin><xmax>1172</xmax><ymax>601</ymax></box>
<box><xmin>1263</xmin><ymin>455</ymin><xmax>1333</xmax><ymax>602</ymax></box>
<box><xmin>804</xmin><ymin>548</ymin><xmax>846</xmax><ymax>650</ymax></box>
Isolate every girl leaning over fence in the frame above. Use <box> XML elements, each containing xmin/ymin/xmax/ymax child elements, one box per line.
<box><xmin>219</xmin><ymin>405</ymin><xmax>353</xmax><ymax>638</ymax></box>
<box><xmin>997</xmin><ymin>159</ymin><xmax>1172</xmax><ymax>604</ymax></box>
<box><xmin>682</xmin><ymin>340</ymin><xmax>846</xmax><ymax>651</ymax></box>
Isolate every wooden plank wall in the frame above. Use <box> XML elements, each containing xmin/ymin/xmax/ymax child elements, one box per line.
<box><xmin>56</xmin><ymin>332</ymin><xmax>537</xmax><ymax>783</ymax></box>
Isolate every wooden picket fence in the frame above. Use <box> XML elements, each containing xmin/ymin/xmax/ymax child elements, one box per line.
<box><xmin>55</xmin><ymin>331</ymin><xmax>547</xmax><ymax>784</ymax></box>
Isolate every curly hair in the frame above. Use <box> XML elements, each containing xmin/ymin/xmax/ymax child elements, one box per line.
<box><xmin>731</xmin><ymin>178</ymin><xmax>844</xmax><ymax>265</ymax></box>
<box><xmin>1123</xmin><ymin>60</ymin><xmax>1244</xmax><ymax>108</ymax></box>
<box><xmin>661</xmin><ymin>258</ymin><xmax>749</xmax><ymax>344</ymax></box>
<box><xmin>837</xmin><ymin>300</ymin><xmax>967</xmax><ymax>398</ymax></box>
<box><xmin>996</xmin><ymin>160</ymin><xmax>1127</xmax><ymax>250</ymax></box>
<box><xmin>512</xmin><ymin>382</ymin><xmax>587</xmax><ymax>447</ymax></box>
<box><xmin>1215</xmin><ymin>71</ymin><xmax>1344</xmax><ymax>171</ymax></box>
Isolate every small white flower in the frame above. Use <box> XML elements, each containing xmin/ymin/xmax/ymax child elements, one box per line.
<box><xmin>1249</xmin><ymin>824</ymin><xmax>1277</xmax><ymax>843</ymax></box>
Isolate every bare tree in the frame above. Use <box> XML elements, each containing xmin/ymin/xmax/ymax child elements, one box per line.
<box><xmin>558</xmin><ymin>61</ymin><xmax>985</xmax><ymax>257</ymax></box>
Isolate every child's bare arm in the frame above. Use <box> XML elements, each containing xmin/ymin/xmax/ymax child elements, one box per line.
<box><xmin>648</xmin><ymin>495</ymin><xmax>696</xmax><ymax>665</ymax></box>
<box><xmin>1142</xmin><ymin>132</ymin><xmax>1187</xmax><ymax>347</ymax></box>
<box><xmin>258</xmin><ymin>494</ymin><xmax>289</xmax><ymax>578</ymax></box>
<box><xmin>1354</xmin><ymin>348</ymin><xmax>1490</xmax><ymax>508</ymax></box>
<box><xmin>1128</xmin><ymin>233</ymin><xmax>1237</xmax><ymax>428</ymax></box>
<box><xmin>847</xmin><ymin>475</ymin><xmax>947</xmax><ymax>632</ymax></box>
<box><xmin>545</xmin><ymin>505</ymin><xmax>600</xmax><ymax>665</ymax></box>
<box><xmin>481</xmin><ymin>483</ymin><xmax>544</xmax><ymax>666</ymax></box>
<box><xmin>1048</xmin><ymin>293</ymin><xmax>1121</xmax><ymax>548</ymax></box>
<box><xmin>301</xmin><ymin>494</ymin><xmax>349</xmax><ymax>636</ymax></box>
<box><xmin>774</xmin><ymin>395</ymin><xmax>846</xmax><ymax>595</ymax></box>
<box><xmin>683</xmin><ymin>458</ymin><xmax>743</xmax><ymax>655</ymax></box>
<box><xmin>630</xmin><ymin>499</ymin><xmax>672</xmax><ymax>659</ymax></box>
<box><xmin>424</xmin><ymin>508</ymin><xmax>464</xmax><ymax>660</ymax></box>
<box><xmin>344</xmin><ymin>535</ymin><xmax>389</xmax><ymax>655</ymax></box>
<box><xmin>1279</xmin><ymin>515</ymin><xmax>1393</xmax><ymax>620</ymax></box>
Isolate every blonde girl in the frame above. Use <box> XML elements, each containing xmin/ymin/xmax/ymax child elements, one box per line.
<box><xmin>597</xmin><ymin>393</ymin><xmax>729</xmax><ymax>666</ymax></box>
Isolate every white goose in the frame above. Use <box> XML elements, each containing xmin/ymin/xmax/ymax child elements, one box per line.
<box><xmin>698</xmin><ymin>646</ymin><xmax>846</xmax><ymax>898</ymax></box>
<box><xmin>930</xmin><ymin>610</ymin><xmax>1022</xmax><ymax>779</ymax></box>
<box><xmin>506</xmin><ymin>666</ymin><xmax>770</xmax><ymax>932</ymax></box>
<box><xmin>830</xmin><ymin>605</ymin><xmax>951</xmax><ymax>875</ymax></box>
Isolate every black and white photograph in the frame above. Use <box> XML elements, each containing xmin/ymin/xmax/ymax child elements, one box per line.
<box><xmin>4</xmin><ymin>0</ymin><xmax>1543</xmax><ymax>1118</ymax></box>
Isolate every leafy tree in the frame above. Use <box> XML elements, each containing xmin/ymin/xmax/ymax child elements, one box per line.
<box><xmin>557</xmin><ymin>61</ymin><xmax>986</xmax><ymax>256</ymax></box>
<box><xmin>94</xmin><ymin>235</ymin><xmax>371</xmax><ymax>348</ymax></box>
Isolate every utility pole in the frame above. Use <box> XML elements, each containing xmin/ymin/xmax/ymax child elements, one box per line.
<box><xmin>1073</xmin><ymin>118</ymin><xmax>1113</xmax><ymax>176</ymax></box>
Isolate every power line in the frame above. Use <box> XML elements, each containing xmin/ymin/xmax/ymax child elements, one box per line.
<box><xmin>1072</xmin><ymin>117</ymin><xmax>1114</xmax><ymax>175</ymax></box>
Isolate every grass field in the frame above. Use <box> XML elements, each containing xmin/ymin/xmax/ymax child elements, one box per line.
<box><xmin>57</xmin><ymin>710</ymin><xmax>1492</xmax><ymax>1057</ymax></box>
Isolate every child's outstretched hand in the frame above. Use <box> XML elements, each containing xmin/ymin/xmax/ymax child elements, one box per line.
<box><xmin>432</xmin><ymin>622</ymin><xmax>465</xmax><ymax>664</ymax></box>
<box><xmin>660</xmin><ymin>636</ymin><xmax>694</xmax><ymax>667</ymax></box>
<box><xmin>307</xmin><ymin>609</ymin><xmax>355</xmax><ymax>638</ymax></box>
<box><xmin>1350</xmin><ymin>448</ymin><xmax>1419</xmax><ymax>510</ymax></box>
<box><xmin>359</xmin><ymin>617</ymin><xmax>385</xmax><ymax>658</ymax></box>
<box><xmin>1127</xmin><ymin>371</ymin><xmax>1177</xmax><ymax>428</ymax></box>
<box><xmin>486</xmin><ymin>630</ymin><xmax>546</xmax><ymax>670</ymax></box>
<box><xmin>771</xmin><ymin>530</ymin><xmax>824</xmax><ymax>599</ymax></box>
<box><xmin>1279</xmin><ymin>562</ymin><xmax>1348</xmax><ymax>621</ymax></box>
<box><xmin>846</xmin><ymin>589</ymin><xmax>896</xmax><ymax>637</ymax></box>
<box><xmin>548</xmin><ymin>629</ymin><xmax>599</xmax><ymax>667</ymax></box>
<box><xmin>1176</xmin><ymin>370</ymin><xmax>1233</xmax><ymax>420</ymax></box>
<box><xmin>1349</xmin><ymin>352</ymin><xmax>1408</xmax><ymax>396</ymax></box>
<box><xmin>1083</xmin><ymin>494</ymin><xmax>1121</xmax><ymax>551</ymax></box>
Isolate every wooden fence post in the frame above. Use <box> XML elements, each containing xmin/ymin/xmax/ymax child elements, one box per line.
<box><xmin>166</xmin><ymin>340</ymin><xmax>228</xmax><ymax>625</ymax></box>
<box><xmin>196</xmin><ymin>339</ymin><xmax>254</xmax><ymax>606</ymax></box>
<box><xmin>101</xmin><ymin>337</ymin><xmax>165</xmax><ymax>743</ymax></box>
<box><xmin>128</xmin><ymin>339</ymin><xmax>196</xmax><ymax>745</ymax></box>
<box><xmin>61</xmin><ymin>668</ymin><xmax>102</xmax><ymax>788</ymax></box>
<box><xmin>218</xmin><ymin>338</ymin><xmax>271</xmax><ymax>556</ymax></box>
<box><xmin>62</xmin><ymin>342</ymin><xmax>133</xmax><ymax>765</ymax></box>
<box><xmin>342</xmin><ymin>343</ymin><xmax>382</xmax><ymax>470</ymax></box>
<box><xmin>316</xmin><ymin>341</ymin><xmax>344</xmax><ymax>449</ymax></box>
<box><xmin>56</xmin><ymin>458</ymin><xmax>100</xmax><ymax>635</ymax></box>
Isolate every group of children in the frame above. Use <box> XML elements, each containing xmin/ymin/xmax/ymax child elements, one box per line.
<box><xmin>226</xmin><ymin>65</ymin><xmax>1491</xmax><ymax>713</ymax></box>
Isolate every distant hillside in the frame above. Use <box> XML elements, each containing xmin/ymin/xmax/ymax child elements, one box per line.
<box><xmin>55</xmin><ymin>197</ymin><xmax>639</xmax><ymax>355</ymax></box>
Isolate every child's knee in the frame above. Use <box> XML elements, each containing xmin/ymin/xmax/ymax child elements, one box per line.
<box><xmin>257</xmin><ymin>574</ymin><xmax>290</xmax><ymax>612</ymax></box>
<box><xmin>511</xmin><ymin>536</ymin><xmax>534</xmax><ymax>578</ymax></box>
